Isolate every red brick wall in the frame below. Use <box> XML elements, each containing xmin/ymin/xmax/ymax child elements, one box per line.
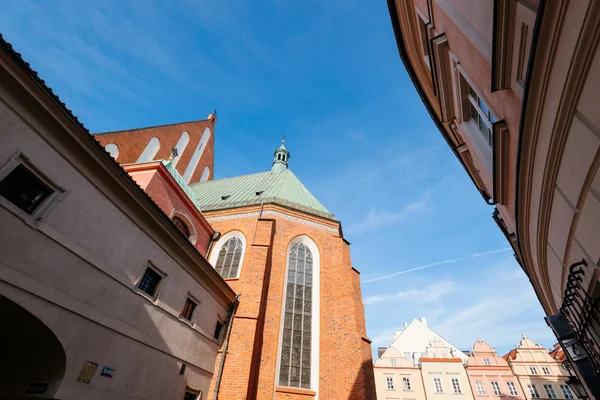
<box><xmin>93</xmin><ymin>118</ymin><xmax>215</xmax><ymax>183</ymax></box>
<box><xmin>206</xmin><ymin>205</ymin><xmax>376</xmax><ymax>399</ymax></box>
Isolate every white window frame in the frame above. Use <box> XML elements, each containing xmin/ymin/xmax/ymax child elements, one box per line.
<box><xmin>560</xmin><ymin>384</ymin><xmax>574</xmax><ymax>399</ymax></box>
<box><xmin>483</xmin><ymin>358</ymin><xmax>491</xmax><ymax>365</ymax></box>
<box><xmin>530</xmin><ymin>366</ymin><xmax>539</xmax><ymax>375</ymax></box>
<box><xmin>274</xmin><ymin>235</ymin><xmax>320</xmax><ymax>393</ymax></box>
<box><xmin>433</xmin><ymin>376</ymin><xmax>444</xmax><ymax>393</ymax></box>
<box><xmin>543</xmin><ymin>384</ymin><xmax>558</xmax><ymax>399</ymax></box>
<box><xmin>491</xmin><ymin>381</ymin><xmax>502</xmax><ymax>396</ymax></box>
<box><xmin>403</xmin><ymin>377</ymin><xmax>411</xmax><ymax>391</ymax></box>
<box><xmin>0</xmin><ymin>151</ymin><xmax>66</xmax><ymax>228</ymax></box>
<box><xmin>528</xmin><ymin>384</ymin><xmax>540</xmax><ymax>398</ymax></box>
<box><xmin>134</xmin><ymin>262</ymin><xmax>167</xmax><ymax>302</ymax></box>
<box><xmin>451</xmin><ymin>377</ymin><xmax>462</xmax><ymax>394</ymax></box>
<box><xmin>475</xmin><ymin>381</ymin><xmax>486</xmax><ymax>395</ymax></box>
<box><xmin>179</xmin><ymin>293</ymin><xmax>201</xmax><ymax>326</ymax></box>
<box><xmin>391</xmin><ymin>359</ymin><xmax>397</xmax><ymax>367</ymax></box>
<box><xmin>208</xmin><ymin>230</ymin><xmax>247</xmax><ymax>279</ymax></box>
<box><xmin>541</xmin><ymin>366</ymin><xmax>551</xmax><ymax>375</ymax></box>
<box><xmin>507</xmin><ymin>381</ymin><xmax>519</xmax><ymax>396</ymax></box>
<box><xmin>387</xmin><ymin>376</ymin><xmax>395</xmax><ymax>390</ymax></box>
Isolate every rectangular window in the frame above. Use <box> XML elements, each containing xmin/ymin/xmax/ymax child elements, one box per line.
<box><xmin>137</xmin><ymin>266</ymin><xmax>163</xmax><ymax>298</ymax></box>
<box><xmin>543</xmin><ymin>384</ymin><xmax>558</xmax><ymax>399</ymax></box>
<box><xmin>391</xmin><ymin>359</ymin><xmax>397</xmax><ymax>366</ymax></box>
<box><xmin>560</xmin><ymin>384</ymin><xmax>574</xmax><ymax>399</ymax></box>
<box><xmin>451</xmin><ymin>377</ymin><xmax>462</xmax><ymax>394</ymax></box>
<box><xmin>386</xmin><ymin>376</ymin><xmax>395</xmax><ymax>390</ymax></box>
<box><xmin>433</xmin><ymin>377</ymin><xmax>443</xmax><ymax>393</ymax></box>
<box><xmin>214</xmin><ymin>320</ymin><xmax>224</xmax><ymax>340</ymax></box>
<box><xmin>483</xmin><ymin>358</ymin><xmax>491</xmax><ymax>365</ymax></box>
<box><xmin>529</xmin><ymin>366</ymin><xmax>538</xmax><ymax>375</ymax></box>
<box><xmin>541</xmin><ymin>366</ymin><xmax>551</xmax><ymax>375</ymax></box>
<box><xmin>491</xmin><ymin>381</ymin><xmax>502</xmax><ymax>396</ymax></box>
<box><xmin>181</xmin><ymin>297</ymin><xmax>197</xmax><ymax>321</ymax></box>
<box><xmin>183</xmin><ymin>391</ymin><xmax>199</xmax><ymax>400</ymax></box>
<box><xmin>507</xmin><ymin>381</ymin><xmax>518</xmax><ymax>396</ymax></box>
<box><xmin>403</xmin><ymin>352</ymin><xmax>411</xmax><ymax>358</ymax></box>
<box><xmin>465</xmin><ymin>82</ymin><xmax>497</xmax><ymax>146</ymax></box>
<box><xmin>403</xmin><ymin>377</ymin><xmax>411</xmax><ymax>391</ymax></box>
<box><xmin>528</xmin><ymin>384</ymin><xmax>540</xmax><ymax>398</ymax></box>
<box><xmin>475</xmin><ymin>381</ymin><xmax>486</xmax><ymax>395</ymax></box>
<box><xmin>0</xmin><ymin>164</ymin><xmax>54</xmax><ymax>215</ymax></box>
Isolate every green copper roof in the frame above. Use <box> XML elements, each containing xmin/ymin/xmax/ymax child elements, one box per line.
<box><xmin>189</xmin><ymin>169</ymin><xmax>332</xmax><ymax>218</ymax></box>
<box><xmin>161</xmin><ymin>160</ymin><xmax>204</xmax><ymax>210</ymax></box>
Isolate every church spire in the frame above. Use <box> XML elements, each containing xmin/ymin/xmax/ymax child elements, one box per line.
<box><xmin>271</xmin><ymin>138</ymin><xmax>290</xmax><ymax>173</ymax></box>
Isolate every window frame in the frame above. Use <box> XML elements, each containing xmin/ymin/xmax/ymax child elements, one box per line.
<box><xmin>386</xmin><ymin>376</ymin><xmax>395</xmax><ymax>390</ymax></box>
<box><xmin>541</xmin><ymin>366</ymin><xmax>551</xmax><ymax>375</ymax></box>
<box><xmin>543</xmin><ymin>384</ymin><xmax>558</xmax><ymax>399</ymax></box>
<box><xmin>403</xmin><ymin>377</ymin><xmax>411</xmax><ymax>391</ymax></box>
<box><xmin>179</xmin><ymin>294</ymin><xmax>201</xmax><ymax>324</ymax></box>
<box><xmin>451</xmin><ymin>377</ymin><xmax>462</xmax><ymax>394</ymax></box>
<box><xmin>208</xmin><ymin>230</ymin><xmax>247</xmax><ymax>280</ymax></box>
<box><xmin>433</xmin><ymin>376</ymin><xmax>444</xmax><ymax>393</ymax></box>
<box><xmin>560</xmin><ymin>384</ymin><xmax>574</xmax><ymax>399</ymax></box>
<box><xmin>529</xmin><ymin>366</ymin><xmax>539</xmax><ymax>375</ymax></box>
<box><xmin>0</xmin><ymin>152</ymin><xmax>65</xmax><ymax>227</ymax></box>
<box><xmin>391</xmin><ymin>359</ymin><xmax>397</xmax><ymax>367</ymax></box>
<box><xmin>483</xmin><ymin>358</ymin><xmax>491</xmax><ymax>365</ymax></box>
<box><xmin>135</xmin><ymin>263</ymin><xmax>166</xmax><ymax>302</ymax></box>
<box><xmin>491</xmin><ymin>381</ymin><xmax>502</xmax><ymax>396</ymax></box>
<box><xmin>475</xmin><ymin>380</ymin><xmax>486</xmax><ymax>395</ymax></box>
<box><xmin>507</xmin><ymin>381</ymin><xmax>519</xmax><ymax>396</ymax></box>
<box><xmin>528</xmin><ymin>383</ymin><xmax>540</xmax><ymax>398</ymax></box>
<box><xmin>275</xmin><ymin>235</ymin><xmax>320</xmax><ymax>393</ymax></box>
<box><xmin>170</xmin><ymin>210</ymin><xmax>197</xmax><ymax>244</ymax></box>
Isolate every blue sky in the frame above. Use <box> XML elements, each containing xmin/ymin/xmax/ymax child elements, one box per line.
<box><xmin>1</xmin><ymin>0</ymin><xmax>555</xmax><ymax>356</ymax></box>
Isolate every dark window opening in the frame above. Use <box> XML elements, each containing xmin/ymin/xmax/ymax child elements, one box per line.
<box><xmin>172</xmin><ymin>216</ymin><xmax>191</xmax><ymax>238</ymax></box>
<box><xmin>137</xmin><ymin>267</ymin><xmax>162</xmax><ymax>298</ymax></box>
<box><xmin>214</xmin><ymin>321</ymin><xmax>224</xmax><ymax>340</ymax></box>
<box><xmin>221</xmin><ymin>195</ymin><xmax>230</xmax><ymax>200</ymax></box>
<box><xmin>181</xmin><ymin>298</ymin><xmax>197</xmax><ymax>321</ymax></box>
<box><xmin>183</xmin><ymin>391</ymin><xmax>198</xmax><ymax>400</ymax></box>
<box><xmin>179</xmin><ymin>363</ymin><xmax>186</xmax><ymax>375</ymax></box>
<box><xmin>278</xmin><ymin>154</ymin><xmax>282</xmax><ymax>160</ymax></box>
<box><xmin>0</xmin><ymin>164</ymin><xmax>53</xmax><ymax>215</ymax></box>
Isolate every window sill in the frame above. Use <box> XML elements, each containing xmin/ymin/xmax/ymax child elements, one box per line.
<box><xmin>224</xmin><ymin>277</ymin><xmax>240</xmax><ymax>282</ymax></box>
<box><xmin>275</xmin><ymin>386</ymin><xmax>316</xmax><ymax>396</ymax></box>
<box><xmin>134</xmin><ymin>288</ymin><xmax>160</xmax><ymax>305</ymax></box>
<box><xmin>178</xmin><ymin>315</ymin><xmax>196</xmax><ymax>328</ymax></box>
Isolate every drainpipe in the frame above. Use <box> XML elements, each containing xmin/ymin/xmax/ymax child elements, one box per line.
<box><xmin>213</xmin><ymin>294</ymin><xmax>240</xmax><ymax>400</ymax></box>
<box><xmin>206</xmin><ymin>231</ymin><xmax>221</xmax><ymax>257</ymax></box>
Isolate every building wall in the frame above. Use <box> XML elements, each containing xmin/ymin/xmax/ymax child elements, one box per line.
<box><xmin>505</xmin><ymin>338</ymin><xmax>573</xmax><ymax>400</ymax></box>
<box><xmin>467</xmin><ymin>341</ymin><xmax>525</xmax><ymax>400</ymax></box>
<box><xmin>123</xmin><ymin>162</ymin><xmax>214</xmax><ymax>256</ymax></box>
<box><xmin>421</xmin><ymin>360</ymin><xmax>475</xmax><ymax>400</ymax></box>
<box><xmin>94</xmin><ymin>117</ymin><xmax>215</xmax><ymax>184</ymax></box>
<box><xmin>374</xmin><ymin>348</ymin><xmax>427</xmax><ymax>400</ymax></box>
<box><xmin>0</xmin><ymin>57</ymin><xmax>235</xmax><ymax>399</ymax></box>
<box><xmin>203</xmin><ymin>204</ymin><xmax>376</xmax><ymax>399</ymax></box>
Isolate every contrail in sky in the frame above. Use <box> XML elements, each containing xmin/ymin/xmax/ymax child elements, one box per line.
<box><xmin>362</xmin><ymin>248</ymin><xmax>512</xmax><ymax>284</ymax></box>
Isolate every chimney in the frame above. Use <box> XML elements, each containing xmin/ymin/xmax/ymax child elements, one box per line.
<box><xmin>403</xmin><ymin>322</ymin><xmax>408</xmax><ymax>329</ymax></box>
<box><xmin>420</xmin><ymin>317</ymin><xmax>428</xmax><ymax>326</ymax></box>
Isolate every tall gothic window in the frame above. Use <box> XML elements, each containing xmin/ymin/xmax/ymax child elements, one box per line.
<box><xmin>214</xmin><ymin>237</ymin><xmax>243</xmax><ymax>279</ymax></box>
<box><xmin>278</xmin><ymin>242</ymin><xmax>313</xmax><ymax>389</ymax></box>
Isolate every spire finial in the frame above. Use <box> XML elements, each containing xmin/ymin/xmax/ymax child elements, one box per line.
<box><xmin>282</xmin><ymin>134</ymin><xmax>286</xmax><ymax>144</ymax></box>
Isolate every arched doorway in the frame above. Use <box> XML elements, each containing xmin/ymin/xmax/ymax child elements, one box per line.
<box><xmin>0</xmin><ymin>295</ymin><xmax>66</xmax><ymax>398</ymax></box>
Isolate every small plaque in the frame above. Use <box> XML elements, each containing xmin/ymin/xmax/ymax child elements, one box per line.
<box><xmin>563</xmin><ymin>338</ymin><xmax>587</xmax><ymax>361</ymax></box>
<box><xmin>101</xmin><ymin>366</ymin><xmax>114</xmax><ymax>378</ymax></box>
<box><xmin>76</xmin><ymin>361</ymin><xmax>98</xmax><ymax>384</ymax></box>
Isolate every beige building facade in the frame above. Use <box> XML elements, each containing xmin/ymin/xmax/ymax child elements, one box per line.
<box><xmin>0</xmin><ymin>34</ymin><xmax>236</xmax><ymax>400</ymax></box>
<box><xmin>386</xmin><ymin>0</ymin><xmax>600</xmax><ymax>396</ymax></box>
<box><xmin>504</xmin><ymin>336</ymin><xmax>576</xmax><ymax>400</ymax></box>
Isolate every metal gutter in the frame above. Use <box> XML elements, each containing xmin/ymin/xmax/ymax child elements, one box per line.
<box><xmin>213</xmin><ymin>294</ymin><xmax>240</xmax><ymax>400</ymax></box>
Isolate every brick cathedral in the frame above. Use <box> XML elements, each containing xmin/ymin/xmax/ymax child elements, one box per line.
<box><xmin>95</xmin><ymin>117</ymin><xmax>376</xmax><ymax>399</ymax></box>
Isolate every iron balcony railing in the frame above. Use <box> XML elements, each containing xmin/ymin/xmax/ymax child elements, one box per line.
<box><xmin>560</xmin><ymin>259</ymin><xmax>600</xmax><ymax>378</ymax></box>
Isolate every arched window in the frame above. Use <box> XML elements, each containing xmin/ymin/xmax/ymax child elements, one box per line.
<box><xmin>278</xmin><ymin>238</ymin><xmax>319</xmax><ymax>390</ymax></box>
<box><xmin>172</xmin><ymin>216</ymin><xmax>190</xmax><ymax>238</ymax></box>
<box><xmin>214</xmin><ymin>237</ymin><xmax>243</xmax><ymax>279</ymax></box>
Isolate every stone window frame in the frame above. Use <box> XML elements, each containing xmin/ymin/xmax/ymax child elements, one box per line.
<box><xmin>179</xmin><ymin>293</ymin><xmax>202</xmax><ymax>327</ymax></box>
<box><xmin>433</xmin><ymin>376</ymin><xmax>444</xmax><ymax>393</ymax></box>
<box><xmin>274</xmin><ymin>235</ymin><xmax>320</xmax><ymax>394</ymax></box>
<box><xmin>170</xmin><ymin>209</ymin><xmax>198</xmax><ymax>244</ymax></box>
<box><xmin>386</xmin><ymin>376</ymin><xmax>395</xmax><ymax>390</ymax></box>
<box><xmin>0</xmin><ymin>151</ymin><xmax>66</xmax><ymax>228</ymax></box>
<box><xmin>451</xmin><ymin>377</ymin><xmax>462</xmax><ymax>394</ymax></box>
<box><xmin>527</xmin><ymin>383</ymin><xmax>541</xmax><ymax>398</ymax></box>
<box><xmin>134</xmin><ymin>262</ymin><xmax>167</xmax><ymax>303</ymax></box>
<box><xmin>507</xmin><ymin>381</ymin><xmax>519</xmax><ymax>396</ymax></box>
<box><xmin>475</xmin><ymin>380</ymin><xmax>486</xmax><ymax>395</ymax></box>
<box><xmin>491</xmin><ymin>380</ymin><xmax>502</xmax><ymax>396</ymax></box>
<box><xmin>208</xmin><ymin>230</ymin><xmax>247</xmax><ymax>280</ymax></box>
<box><xmin>543</xmin><ymin>384</ymin><xmax>558</xmax><ymax>399</ymax></box>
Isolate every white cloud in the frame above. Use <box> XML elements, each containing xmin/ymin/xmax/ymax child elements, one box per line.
<box><xmin>364</xmin><ymin>281</ymin><xmax>454</xmax><ymax>305</ymax></box>
<box><xmin>348</xmin><ymin>199</ymin><xmax>428</xmax><ymax>234</ymax></box>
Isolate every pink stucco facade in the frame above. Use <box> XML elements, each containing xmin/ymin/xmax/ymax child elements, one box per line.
<box><xmin>467</xmin><ymin>340</ymin><xmax>526</xmax><ymax>400</ymax></box>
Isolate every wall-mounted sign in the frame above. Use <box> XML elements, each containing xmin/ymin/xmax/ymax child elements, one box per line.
<box><xmin>101</xmin><ymin>366</ymin><xmax>114</xmax><ymax>378</ymax></box>
<box><xmin>76</xmin><ymin>361</ymin><xmax>98</xmax><ymax>384</ymax></box>
<box><xmin>563</xmin><ymin>338</ymin><xmax>588</xmax><ymax>362</ymax></box>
